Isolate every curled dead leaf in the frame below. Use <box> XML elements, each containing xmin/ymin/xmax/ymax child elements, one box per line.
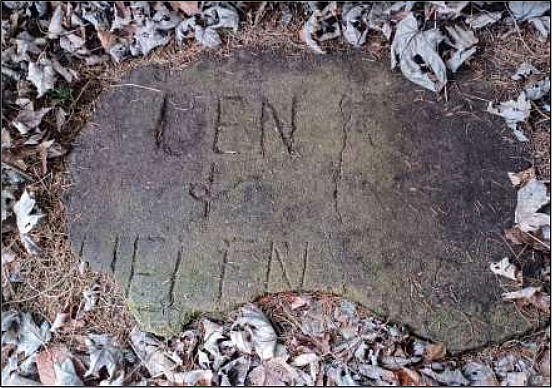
<box><xmin>508</xmin><ymin>167</ymin><xmax>536</xmax><ymax>187</ymax></box>
<box><xmin>424</xmin><ymin>342</ymin><xmax>446</xmax><ymax>362</ymax></box>
<box><xmin>490</xmin><ymin>257</ymin><xmax>521</xmax><ymax>283</ymax></box>
<box><xmin>394</xmin><ymin>367</ymin><xmax>422</xmax><ymax>386</ymax></box>
<box><xmin>504</xmin><ymin>226</ymin><xmax>549</xmax><ymax>251</ymax></box>
<box><xmin>97</xmin><ymin>29</ymin><xmax>116</xmax><ymax>51</ymax></box>
<box><xmin>503</xmin><ymin>286</ymin><xmax>550</xmax><ymax>312</ymax></box>
<box><xmin>169</xmin><ymin>1</ymin><xmax>201</xmax><ymax>16</ymax></box>
<box><xmin>36</xmin><ymin>345</ymin><xmax>73</xmax><ymax>386</ymax></box>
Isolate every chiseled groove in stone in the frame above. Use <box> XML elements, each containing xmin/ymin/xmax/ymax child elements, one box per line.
<box><xmin>300</xmin><ymin>241</ymin><xmax>309</xmax><ymax>290</ymax></box>
<box><xmin>264</xmin><ymin>241</ymin><xmax>273</xmax><ymax>293</ymax></box>
<box><xmin>212</xmin><ymin>98</ymin><xmax>222</xmax><ymax>154</ymax></box>
<box><xmin>125</xmin><ymin>235</ymin><xmax>139</xmax><ymax>298</ymax></box>
<box><xmin>167</xmin><ymin>248</ymin><xmax>183</xmax><ymax>308</ymax></box>
<box><xmin>154</xmin><ymin>94</ymin><xmax>167</xmax><ymax>149</ymax></box>
<box><xmin>217</xmin><ymin>240</ymin><xmax>230</xmax><ymax>303</ymax></box>
<box><xmin>273</xmin><ymin>244</ymin><xmax>293</xmax><ymax>289</ymax></box>
<box><xmin>205</xmin><ymin>162</ymin><xmax>216</xmax><ymax>219</ymax></box>
<box><xmin>78</xmin><ymin>234</ymin><xmax>87</xmax><ymax>257</ymax></box>
<box><xmin>290</xmin><ymin>95</ymin><xmax>298</xmax><ymax>142</ymax></box>
<box><xmin>262</xmin><ymin>98</ymin><xmax>295</xmax><ymax>155</ymax></box>
<box><xmin>110</xmin><ymin>234</ymin><xmax>119</xmax><ymax>274</ymax></box>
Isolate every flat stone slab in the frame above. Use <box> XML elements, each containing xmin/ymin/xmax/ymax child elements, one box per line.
<box><xmin>68</xmin><ymin>54</ymin><xmax>536</xmax><ymax>351</ymax></box>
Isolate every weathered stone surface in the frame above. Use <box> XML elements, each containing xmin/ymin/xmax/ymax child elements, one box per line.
<box><xmin>67</xmin><ymin>54</ymin><xmax>539</xmax><ymax>351</ymax></box>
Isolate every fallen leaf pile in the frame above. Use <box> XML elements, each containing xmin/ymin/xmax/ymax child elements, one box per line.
<box><xmin>2</xmin><ymin>297</ymin><xmax>550</xmax><ymax>386</ymax></box>
<box><xmin>487</xmin><ymin>62</ymin><xmax>550</xmax><ymax>141</ymax></box>
<box><xmin>493</xmin><ymin>167</ymin><xmax>551</xmax><ymax>315</ymax></box>
<box><xmin>302</xmin><ymin>2</ymin><xmax>549</xmax><ymax>91</ymax></box>
<box><xmin>504</xmin><ymin>167</ymin><xmax>550</xmax><ymax>250</ymax></box>
<box><xmin>300</xmin><ymin>2</ymin><xmax>550</xmax><ymax>141</ymax></box>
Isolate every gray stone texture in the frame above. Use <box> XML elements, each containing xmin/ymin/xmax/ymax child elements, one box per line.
<box><xmin>67</xmin><ymin>54</ymin><xmax>539</xmax><ymax>351</ymax></box>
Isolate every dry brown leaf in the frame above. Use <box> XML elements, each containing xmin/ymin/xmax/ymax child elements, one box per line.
<box><xmin>114</xmin><ymin>1</ymin><xmax>131</xmax><ymax>20</ymax></box>
<box><xmin>505</xmin><ymin>227</ymin><xmax>549</xmax><ymax>251</ymax></box>
<box><xmin>57</xmin><ymin>318</ymin><xmax>86</xmax><ymax>336</ymax></box>
<box><xmin>395</xmin><ymin>368</ymin><xmax>422</xmax><ymax>386</ymax></box>
<box><xmin>173</xmin><ymin>370</ymin><xmax>213</xmax><ymax>386</ymax></box>
<box><xmin>539</xmin><ymin>348</ymin><xmax>550</xmax><ymax>377</ymax></box>
<box><xmin>424</xmin><ymin>342</ymin><xmax>446</xmax><ymax>362</ymax></box>
<box><xmin>36</xmin><ymin>345</ymin><xmax>72</xmax><ymax>385</ymax></box>
<box><xmin>300</xmin><ymin>16</ymin><xmax>325</xmax><ymax>54</ymax></box>
<box><xmin>97</xmin><ymin>29</ymin><xmax>115</xmax><ymax>50</ymax></box>
<box><xmin>508</xmin><ymin>167</ymin><xmax>536</xmax><ymax>187</ymax></box>
<box><xmin>289</xmin><ymin>295</ymin><xmax>310</xmax><ymax>310</ymax></box>
<box><xmin>38</xmin><ymin>140</ymin><xmax>53</xmax><ymax>174</ymax></box>
<box><xmin>503</xmin><ymin>287</ymin><xmax>550</xmax><ymax>312</ymax></box>
<box><xmin>50</xmin><ymin>312</ymin><xmax>69</xmax><ymax>333</ymax></box>
<box><xmin>1</xmin><ymin>150</ymin><xmax>28</xmax><ymax>171</ymax></box>
<box><xmin>505</xmin><ymin>227</ymin><xmax>531</xmax><ymax>245</ymax></box>
<box><xmin>248</xmin><ymin>357</ymin><xmax>301</xmax><ymax>386</ymax></box>
<box><xmin>503</xmin><ymin>286</ymin><xmax>540</xmax><ymax>300</ymax></box>
<box><xmin>170</xmin><ymin>1</ymin><xmax>201</xmax><ymax>16</ymax></box>
<box><xmin>531</xmin><ymin>292</ymin><xmax>551</xmax><ymax>312</ymax></box>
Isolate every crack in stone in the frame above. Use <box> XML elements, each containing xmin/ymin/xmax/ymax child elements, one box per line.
<box><xmin>260</xmin><ymin>100</ymin><xmax>266</xmax><ymax>157</ymax></box>
<box><xmin>335</xmin><ymin>95</ymin><xmax>352</xmax><ymax>223</ymax></box>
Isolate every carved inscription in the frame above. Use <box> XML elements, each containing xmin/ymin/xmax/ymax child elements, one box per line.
<box><xmin>213</xmin><ymin>95</ymin><xmax>298</xmax><ymax>157</ymax></box>
<box><xmin>215</xmin><ymin>239</ymin><xmax>314</xmax><ymax>306</ymax></box>
<box><xmin>261</xmin><ymin>96</ymin><xmax>297</xmax><ymax>156</ymax></box>
<box><xmin>68</xmin><ymin>63</ymin><xmax>528</xmax><ymax>350</ymax></box>
<box><xmin>213</xmin><ymin>96</ymin><xmax>259</xmax><ymax>155</ymax></box>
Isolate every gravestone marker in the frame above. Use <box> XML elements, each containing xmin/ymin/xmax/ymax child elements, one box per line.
<box><xmin>67</xmin><ymin>55</ymin><xmax>537</xmax><ymax>350</ymax></box>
